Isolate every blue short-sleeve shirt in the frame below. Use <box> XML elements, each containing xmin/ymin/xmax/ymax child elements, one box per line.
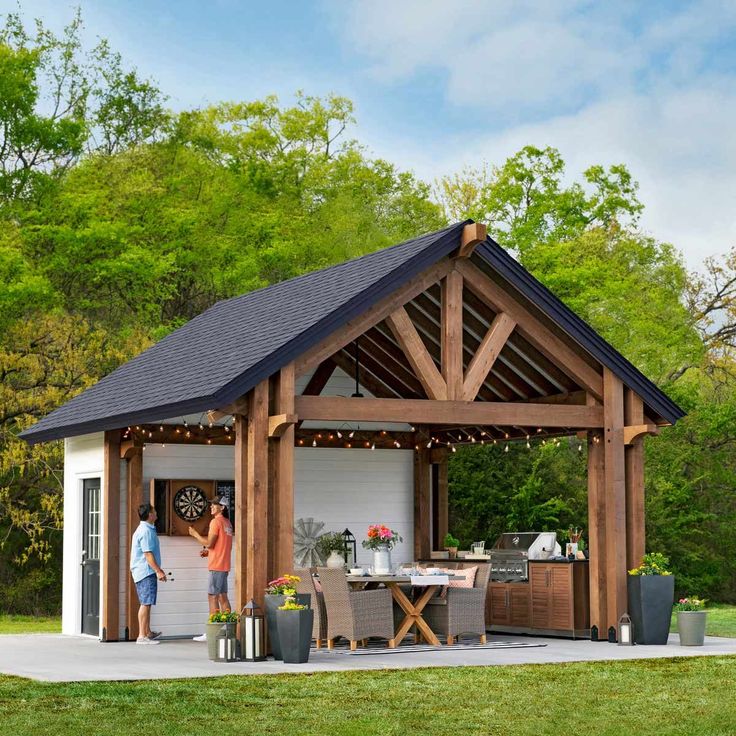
<box><xmin>130</xmin><ymin>521</ymin><xmax>161</xmax><ymax>583</ymax></box>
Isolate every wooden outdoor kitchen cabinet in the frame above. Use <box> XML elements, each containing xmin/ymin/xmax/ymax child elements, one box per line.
<box><xmin>487</xmin><ymin>582</ymin><xmax>530</xmax><ymax>629</ymax></box>
<box><xmin>529</xmin><ymin>560</ymin><xmax>590</xmax><ymax>638</ymax></box>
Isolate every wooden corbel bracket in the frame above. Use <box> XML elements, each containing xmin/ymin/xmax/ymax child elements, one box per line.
<box><xmin>456</xmin><ymin>222</ymin><xmax>488</xmax><ymax>258</ymax></box>
<box><xmin>268</xmin><ymin>413</ymin><xmax>298</xmax><ymax>438</ymax></box>
<box><xmin>119</xmin><ymin>439</ymin><xmax>143</xmax><ymax>460</ymax></box>
<box><xmin>623</xmin><ymin>424</ymin><xmax>660</xmax><ymax>445</ymax></box>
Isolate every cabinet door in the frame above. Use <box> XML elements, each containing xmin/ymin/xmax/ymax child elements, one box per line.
<box><xmin>509</xmin><ymin>585</ymin><xmax>530</xmax><ymax>627</ymax></box>
<box><xmin>530</xmin><ymin>565</ymin><xmax>550</xmax><ymax>629</ymax></box>
<box><xmin>549</xmin><ymin>566</ymin><xmax>573</xmax><ymax>630</ymax></box>
<box><xmin>489</xmin><ymin>584</ymin><xmax>509</xmax><ymax>625</ymax></box>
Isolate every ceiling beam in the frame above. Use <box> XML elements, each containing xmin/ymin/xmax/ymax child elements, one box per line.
<box><xmin>295</xmin><ymin>395</ymin><xmax>604</xmax><ymax>428</ymax></box>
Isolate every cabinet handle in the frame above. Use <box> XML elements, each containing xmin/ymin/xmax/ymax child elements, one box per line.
<box><xmin>505</xmin><ymin>589</ymin><xmax>509</xmax><ymax>608</ymax></box>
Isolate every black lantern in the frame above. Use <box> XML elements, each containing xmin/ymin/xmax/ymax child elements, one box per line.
<box><xmin>342</xmin><ymin>528</ymin><xmax>357</xmax><ymax>566</ymax></box>
<box><xmin>618</xmin><ymin>613</ymin><xmax>634</xmax><ymax>646</ymax></box>
<box><xmin>240</xmin><ymin>599</ymin><xmax>266</xmax><ymax>661</ymax></box>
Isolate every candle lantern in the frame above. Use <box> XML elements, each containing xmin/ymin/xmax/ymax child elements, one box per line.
<box><xmin>618</xmin><ymin>613</ymin><xmax>635</xmax><ymax>646</ymax></box>
<box><xmin>215</xmin><ymin>621</ymin><xmax>238</xmax><ymax>662</ymax></box>
<box><xmin>240</xmin><ymin>599</ymin><xmax>266</xmax><ymax>661</ymax></box>
<box><xmin>342</xmin><ymin>528</ymin><xmax>357</xmax><ymax>566</ymax></box>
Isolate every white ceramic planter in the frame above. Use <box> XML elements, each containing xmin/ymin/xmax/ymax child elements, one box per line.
<box><xmin>373</xmin><ymin>545</ymin><xmax>392</xmax><ymax>574</ymax></box>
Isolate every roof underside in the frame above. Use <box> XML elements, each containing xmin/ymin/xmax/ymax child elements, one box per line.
<box><xmin>20</xmin><ymin>221</ymin><xmax>685</xmax><ymax>444</ymax></box>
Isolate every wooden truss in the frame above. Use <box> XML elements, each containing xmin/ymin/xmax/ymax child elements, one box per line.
<box><xmin>101</xmin><ymin>224</ymin><xmax>655</xmax><ymax>642</ymax></box>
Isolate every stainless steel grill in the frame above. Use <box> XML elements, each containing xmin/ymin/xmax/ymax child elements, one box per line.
<box><xmin>489</xmin><ymin>532</ymin><xmax>557</xmax><ymax>582</ymax></box>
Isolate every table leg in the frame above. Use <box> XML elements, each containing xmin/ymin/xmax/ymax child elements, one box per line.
<box><xmin>389</xmin><ymin>584</ymin><xmax>441</xmax><ymax>647</ymax></box>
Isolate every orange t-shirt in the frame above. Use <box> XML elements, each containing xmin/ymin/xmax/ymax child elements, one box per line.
<box><xmin>208</xmin><ymin>514</ymin><xmax>233</xmax><ymax>572</ymax></box>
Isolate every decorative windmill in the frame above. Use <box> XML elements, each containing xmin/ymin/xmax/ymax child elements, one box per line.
<box><xmin>293</xmin><ymin>517</ymin><xmax>326</xmax><ymax>567</ymax></box>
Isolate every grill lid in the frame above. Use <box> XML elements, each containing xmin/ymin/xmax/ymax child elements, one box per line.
<box><xmin>492</xmin><ymin>532</ymin><xmax>540</xmax><ymax>552</ymax></box>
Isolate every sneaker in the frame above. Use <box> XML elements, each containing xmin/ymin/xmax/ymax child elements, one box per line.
<box><xmin>136</xmin><ymin>636</ymin><xmax>160</xmax><ymax>645</ymax></box>
<box><xmin>192</xmin><ymin>634</ymin><xmax>207</xmax><ymax>642</ymax></box>
<box><xmin>149</xmin><ymin>631</ymin><xmax>162</xmax><ymax>640</ymax></box>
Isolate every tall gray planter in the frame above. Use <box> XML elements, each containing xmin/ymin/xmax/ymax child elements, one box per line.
<box><xmin>264</xmin><ymin>593</ymin><xmax>310</xmax><ymax>660</ymax></box>
<box><xmin>627</xmin><ymin>574</ymin><xmax>675</xmax><ymax>644</ymax></box>
<box><xmin>677</xmin><ymin>611</ymin><xmax>707</xmax><ymax>646</ymax></box>
<box><xmin>277</xmin><ymin>608</ymin><xmax>315</xmax><ymax>663</ymax></box>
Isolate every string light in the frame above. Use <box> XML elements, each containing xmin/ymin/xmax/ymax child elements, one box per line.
<box><xmin>183</xmin><ymin>420</ymin><xmax>188</xmax><ymax>428</ymax></box>
<box><xmin>312</xmin><ymin>439</ymin><xmax>317</xmax><ymax>447</ymax></box>
<box><xmin>337</xmin><ymin>430</ymin><xmax>342</xmax><ymax>439</ymax></box>
<box><xmin>370</xmin><ymin>442</ymin><xmax>376</xmax><ymax>451</ymax></box>
<box><xmin>298</xmin><ymin>439</ymin><xmax>304</xmax><ymax>446</ymax></box>
<box><xmin>348</xmin><ymin>430</ymin><xmax>355</xmax><ymax>439</ymax></box>
<box><xmin>451</xmin><ymin>445</ymin><xmax>457</xmax><ymax>453</ymax></box>
<box><xmin>426</xmin><ymin>439</ymin><xmax>432</xmax><ymax>448</ymax></box>
<box><xmin>159</xmin><ymin>425</ymin><xmax>164</xmax><ymax>432</ymax></box>
<box><xmin>504</xmin><ymin>443</ymin><xmax>509</xmax><ymax>453</ymax></box>
<box><xmin>578</xmin><ymin>442</ymin><xmax>583</xmax><ymax>452</ymax></box>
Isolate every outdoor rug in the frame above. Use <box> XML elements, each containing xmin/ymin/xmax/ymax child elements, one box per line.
<box><xmin>327</xmin><ymin>639</ymin><xmax>548</xmax><ymax>655</ymax></box>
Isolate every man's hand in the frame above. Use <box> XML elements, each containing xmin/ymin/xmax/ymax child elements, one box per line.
<box><xmin>187</xmin><ymin>526</ymin><xmax>197</xmax><ymax>537</ymax></box>
<box><xmin>199</xmin><ymin>548</ymin><xmax>209</xmax><ymax>558</ymax></box>
<box><xmin>157</xmin><ymin>569</ymin><xmax>167</xmax><ymax>582</ymax></box>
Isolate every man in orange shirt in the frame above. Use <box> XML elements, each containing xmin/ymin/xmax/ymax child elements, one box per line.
<box><xmin>188</xmin><ymin>497</ymin><xmax>233</xmax><ymax>640</ymax></box>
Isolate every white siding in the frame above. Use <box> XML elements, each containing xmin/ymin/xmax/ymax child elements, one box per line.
<box><xmin>62</xmin><ymin>433</ymin><xmax>104</xmax><ymax>636</ymax></box>
<box><xmin>63</xmin><ymin>366</ymin><xmax>414</xmax><ymax>638</ymax></box>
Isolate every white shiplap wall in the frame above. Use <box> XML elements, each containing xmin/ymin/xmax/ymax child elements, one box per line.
<box><xmin>64</xmin><ymin>366</ymin><xmax>415</xmax><ymax>639</ymax></box>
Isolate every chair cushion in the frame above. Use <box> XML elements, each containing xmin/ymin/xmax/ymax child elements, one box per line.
<box><xmin>448</xmin><ymin>565</ymin><xmax>477</xmax><ymax>588</ymax></box>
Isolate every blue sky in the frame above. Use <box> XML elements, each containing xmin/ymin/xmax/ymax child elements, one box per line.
<box><xmin>5</xmin><ymin>0</ymin><xmax>736</xmax><ymax>266</ymax></box>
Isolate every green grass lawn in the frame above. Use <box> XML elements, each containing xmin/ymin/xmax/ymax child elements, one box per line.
<box><xmin>0</xmin><ymin>656</ymin><xmax>735</xmax><ymax>736</ymax></box>
<box><xmin>0</xmin><ymin>614</ymin><xmax>61</xmax><ymax>634</ymax></box>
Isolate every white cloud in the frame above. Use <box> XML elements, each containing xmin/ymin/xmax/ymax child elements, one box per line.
<box><xmin>338</xmin><ymin>0</ymin><xmax>736</xmax><ymax>268</ymax></box>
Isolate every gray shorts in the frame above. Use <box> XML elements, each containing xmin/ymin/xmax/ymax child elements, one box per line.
<box><xmin>208</xmin><ymin>570</ymin><xmax>228</xmax><ymax>595</ymax></box>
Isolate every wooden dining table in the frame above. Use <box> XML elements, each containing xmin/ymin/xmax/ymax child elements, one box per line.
<box><xmin>346</xmin><ymin>574</ymin><xmax>462</xmax><ymax>647</ymax></box>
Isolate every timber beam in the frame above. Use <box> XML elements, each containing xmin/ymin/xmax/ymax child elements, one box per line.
<box><xmin>295</xmin><ymin>395</ymin><xmax>604</xmax><ymax>428</ymax></box>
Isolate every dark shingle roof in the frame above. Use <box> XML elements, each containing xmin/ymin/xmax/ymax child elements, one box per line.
<box><xmin>20</xmin><ymin>222</ymin><xmax>468</xmax><ymax>443</ymax></box>
<box><xmin>20</xmin><ymin>221</ymin><xmax>685</xmax><ymax>444</ymax></box>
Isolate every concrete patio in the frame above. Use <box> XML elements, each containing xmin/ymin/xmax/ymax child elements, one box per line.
<box><xmin>2</xmin><ymin>632</ymin><xmax>735</xmax><ymax>682</ymax></box>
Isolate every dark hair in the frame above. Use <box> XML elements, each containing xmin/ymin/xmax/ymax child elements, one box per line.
<box><xmin>138</xmin><ymin>503</ymin><xmax>154</xmax><ymax>521</ymax></box>
<box><xmin>221</xmin><ymin>506</ymin><xmax>230</xmax><ymax>520</ymax></box>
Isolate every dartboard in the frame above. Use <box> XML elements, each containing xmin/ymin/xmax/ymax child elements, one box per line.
<box><xmin>173</xmin><ymin>485</ymin><xmax>207</xmax><ymax>522</ymax></box>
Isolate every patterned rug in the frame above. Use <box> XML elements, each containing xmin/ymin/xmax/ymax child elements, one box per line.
<box><xmin>327</xmin><ymin>639</ymin><xmax>547</xmax><ymax>655</ymax></box>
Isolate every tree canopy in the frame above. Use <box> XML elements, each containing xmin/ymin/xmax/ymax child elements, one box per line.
<box><xmin>2</xmin><ymin>8</ymin><xmax>736</xmax><ymax>612</ymax></box>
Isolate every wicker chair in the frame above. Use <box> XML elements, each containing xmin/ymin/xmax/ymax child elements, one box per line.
<box><xmin>422</xmin><ymin>563</ymin><xmax>491</xmax><ymax>645</ymax></box>
<box><xmin>317</xmin><ymin>567</ymin><xmax>395</xmax><ymax>650</ymax></box>
<box><xmin>294</xmin><ymin>567</ymin><xmax>328</xmax><ymax>649</ymax></box>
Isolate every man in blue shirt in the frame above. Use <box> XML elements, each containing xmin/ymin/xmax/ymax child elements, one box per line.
<box><xmin>130</xmin><ymin>503</ymin><xmax>167</xmax><ymax>644</ymax></box>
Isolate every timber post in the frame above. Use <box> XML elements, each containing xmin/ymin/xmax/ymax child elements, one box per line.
<box><xmin>101</xmin><ymin>430</ymin><xmax>121</xmax><ymax>641</ymax></box>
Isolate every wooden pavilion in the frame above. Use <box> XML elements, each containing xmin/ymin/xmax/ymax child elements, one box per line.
<box><xmin>21</xmin><ymin>221</ymin><xmax>684</xmax><ymax>641</ymax></box>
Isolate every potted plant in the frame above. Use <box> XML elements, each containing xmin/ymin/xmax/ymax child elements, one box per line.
<box><xmin>206</xmin><ymin>609</ymin><xmax>239</xmax><ymax>661</ymax></box>
<box><xmin>443</xmin><ymin>533</ymin><xmax>460</xmax><ymax>559</ymax></box>
<box><xmin>675</xmin><ymin>597</ymin><xmax>707</xmax><ymax>646</ymax></box>
<box><xmin>276</xmin><ymin>597</ymin><xmax>315</xmax><ymax>663</ymax></box>
<box><xmin>627</xmin><ymin>552</ymin><xmax>675</xmax><ymax>645</ymax></box>
<box><xmin>264</xmin><ymin>574</ymin><xmax>311</xmax><ymax>660</ymax></box>
<box><xmin>317</xmin><ymin>531</ymin><xmax>346</xmax><ymax>568</ymax></box>
<box><xmin>362</xmin><ymin>524</ymin><xmax>402</xmax><ymax>573</ymax></box>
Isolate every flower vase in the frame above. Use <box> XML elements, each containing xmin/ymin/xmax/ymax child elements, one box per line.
<box><xmin>373</xmin><ymin>545</ymin><xmax>392</xmax><ymax>574</ymax></box>
<box><xmin>326</xmin><ymin>550</ymin><xmax>345</xmax><ymax>568</ymax></box>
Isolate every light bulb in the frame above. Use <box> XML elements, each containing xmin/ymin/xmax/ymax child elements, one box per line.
<box><xmin>312</xmin><ymin>439</ymin><xmax>317</xmax><ymax>447</ymax></box>
<box><xmin>337</xmin><ymin>430</ymin><xmax>342</xmax><ymax>439</ymax></box>
<box><xmin>505</xmin><ymin>443</ymin><xmax>509</xmax><ymax>453</ymax></box>
<box><xmin>451</xmin><ymin>445</ymin><xmax>457</xmax><ymax>453</ymax></box>
<box><xmin>426</xmin><ymin>440</ymin><xmax>432</xmax><ymax>449</ymax></box>
<box><xmin>371</xmin><ymin>442</ymin><xmax>375</xmax><ymax>450</ymax></box>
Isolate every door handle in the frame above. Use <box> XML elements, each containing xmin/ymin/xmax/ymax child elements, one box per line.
<box><xmin>80</xmin><ymin>549</ymin><xmax>87</xmax><ymax>566</ymax></box>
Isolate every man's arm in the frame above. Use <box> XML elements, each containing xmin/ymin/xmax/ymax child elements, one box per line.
<box><xmin>143</xmin><ymin>551</ymin><xmax>166</xmax><ymax>581</ymax></box>
<box><xmin>188</xmin><ymin>521</ymin><xmax>219</xmax><ymax>548</ymax></box>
